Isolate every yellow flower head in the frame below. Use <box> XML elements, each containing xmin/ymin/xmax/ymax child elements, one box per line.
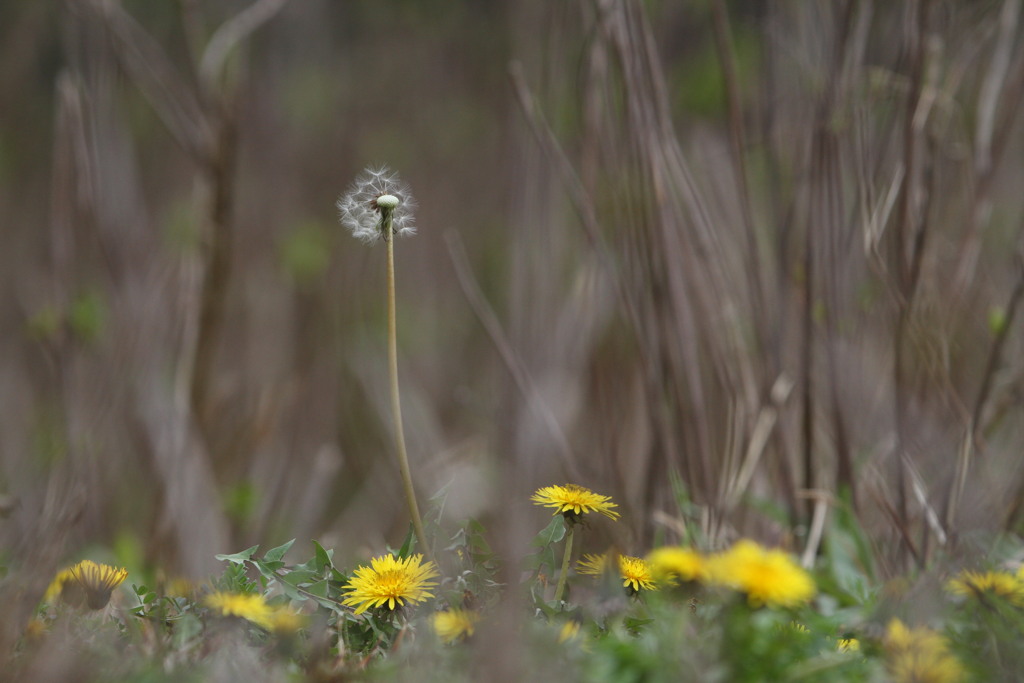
<box><xmin>45</xmin><ymin>560</ymin><xmax>128</xmax><ymax>609</ymax></box>
<box><xmin>885</xmin><ymin>619</ymin><xmax>965</xmax><ymax>683</ymax></box>
<box><xmin>706</xmin><ymin>540</ymin><xmax>815</xmax><ymax>608</ymax></box>
<box><xmin>341</xmin><ymin>553</ymin><xmax>439</xmax><ymax>614</ymax></box>
<box><xmin>43</xmin><ymin>568</ymin><xmax>77</xmax><ymax>605</ymax></box>
<box><xmin>205</xmin><ymin>592</ymin><xmax>276</xmax><ymax>630</ymax></box>
<box><xmin>577</xmin><ymin>553</ymin><xmax>656</xmax><ymax>594</ymax></box>
<box><xmin>946</xmin><ymin>570</ymin><xmax>1024</xmax><ymax>605</ymax></box>
<box><xmin>837</xmin><ymin>637</ymin><xmax>861</xmax><ymax>652</ymax></box>
<box><xmin>647</xmin><ymin>546</ymin><xmax>707</xmax><ymax>585</ymax></box>
<box><xmin>577</xmin><ymin>553</ymin><xmax>612</xmax><ymax>576</ymax></box>
<box><xmin>558</xmin><ymin>620</ymin><xmax>582</xmax><ymax>643</ymax></box>
<box><xmin>531</xmin><ymin>484</ymin><xmax>620</xmax><ymax>524</ymax></box>
<box><xmin>432</xmin><ymin>608</ymin><xmax>479</xmax><ymax>644</ymax></box>
<box><xmin>618</xmin><ymin>555</ymin><xmax>657</xmax><ymax>593</ymax></box>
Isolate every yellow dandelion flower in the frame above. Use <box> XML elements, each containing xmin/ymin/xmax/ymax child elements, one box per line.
<box><xmin>618</xmin><ymin>555</ymin><xmax>657</xmax><ymax>593</ymax></box>
<box><xmin>576</xmin><ymin>553</ymin><xmax>656</xmax><ymax>593</ymax></box>
<box><xmin>946</xmin><ymin>570</ymin><xmax>1024</xmax><ymax>605</ymax></box>
<box><xmin>558</xmin><ymin>620</ymin><xmax>581</xmax><ymax>643</ymax></box>
<box><xmin>269</xmin><ymin>606</ymin><xmax>308</xmax><ymax>633</ymax></box>
<box><xmin>706</xmin><ymin>539</ymin><xmax>815</xmax><ymax>608</ymax></box>
<box><xmin>45</xmin><ymin>560</ymin><xmax>128</xmax><ymax>609</ymax></box>
<box><xmin>647</xmin><ymin>546</ymin><xmax>707</xmax><ymax>585</ymax></box>
<box><xmin>341</xmin><ymin>553</ymin><xmax>439</xmax><ymax>614</ymax></box>
<box><xmin>531</xmin><ymin>484</ymin><xmax>620</xmax><ymax>523</ymax></box>
<box><xmin>43</xmin><ymin>568</ymin><xmax>76</xmax><ymax>605</ymax></box>
<box><xmin>577</xmin><ymin>553</ymin><xmax>611</xmax><ymax>576</ymax></box>
<box><xmin>885</xmin><ymin>619</ymin><xmax>965</xmax><ymax>683</ymax></box>
<box><xmin>838</xmin><ymin>638</ymin><xmax>860</xmax><ymax>652</ymax></box>
<box><xmin>432</xmin><ymin>608</ymin><xmax>479</xmax><ymax>644</ymax></box>
<box><xmin>205</xmin><ymin>592</ymin><xmax>276</xmax><ymax>630</ymax></box>
<box><xmin>69</xmin><ymin>560</ymin><xmax>129</xmax><ymax>610</ymax></box>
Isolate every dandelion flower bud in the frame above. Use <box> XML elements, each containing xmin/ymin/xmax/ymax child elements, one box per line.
<box><xmin>337</xmin><ymin>166</ymin><xmax>416</xmax><ymax>243</ymax></box>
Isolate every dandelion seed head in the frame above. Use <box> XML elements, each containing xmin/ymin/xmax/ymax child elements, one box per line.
<box><xmin>337</xmin><ymin>166</ymin><xmax>416</xmax><ymax>243</ymax></box>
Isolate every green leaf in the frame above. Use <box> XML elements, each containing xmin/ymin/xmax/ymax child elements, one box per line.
<box><xmin>397</xmin><ymin>524</ymin><xmax>416</xmax><ymax>558</ymax></box>
<box><xmin>264</xmin><ymin>539</ymin><xmax>296</xmax><ymax>563</ymax></box>
<box><xmin>279</xmin><ymin>569</ymin><xmax>317</xmax><ymax>587</ymax></box>
<box><xmin>532</xmin><ymin>516</ymin><xmax>567</xmax><ymax>548</ymax></box>
<box><xmin>278</xmin><ymin>580</ymin><xmax>306</xmax><ymax>603</ymax></box>
<box><xmin>215</xmin><ymin>544</ymin><xmax>259</xmax><ymax>565</ymax></box>
<box><xmin>313</xmin><ymin>540</ymin><xmax>334</xmax><ymax>572</ymax></box>
<box><xmin>254</xmin><ymin>560</ymin><xmax>286</xmax><ymax>583</ymax></box>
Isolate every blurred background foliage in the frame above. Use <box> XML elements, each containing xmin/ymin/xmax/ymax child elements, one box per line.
<box><xmin>3</xmin><ymin>0</ymin><xmax>1024</xmax><ymax>643</ymax></box>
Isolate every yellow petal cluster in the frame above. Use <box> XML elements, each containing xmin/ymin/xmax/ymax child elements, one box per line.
<box><xmin>341</xmin><ymin>553</ymin><xmax>439</xmax><ymax>614</ymax></box>
<box><xmin>205</xmin><ymin>591</ymin><xmax>305</xmax><ymax>632</ymax></box>
<box><xmin>885</xmin><ymin>619</ymin><xmax>965</xmax><ymax>683</ymax></box>
<box><xmin>531</xmin><ymin>484</ymin><xmax>620</xmax><ymax>521</ymax></box>
<box><xmin>647</xmin><ymin>546</ymin><xmax>707</xmax><ymax>585</ymax></box>
<box><xmin>432</xmin><ymin>608</ymin><xmax>479</xmax><ymax>644</ymax></box>
<box><xmin>618</xmin><ymin>555</ymin><xmax>657</xmax><ymax>593</ymax></box>
<box><xmin>577</xmin><ymin>553</ymin><xmax>656</xmax><ymax>593</ymax></box>
<box><xmin>45</xmin><ymin>560</ymin><xmax>129</xmax><ymax>610</ymax></box>
<box><xmin>706</xmin><ymin>539</ymin><xmax>815</xmax><ymax>608</ymax></box>
<box><xmin>945</xmin><ymin>569</ymin><xmax>1024</xmax><ymax>605</ymax></box>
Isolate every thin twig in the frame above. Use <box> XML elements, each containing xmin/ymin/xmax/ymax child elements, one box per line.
<box><xmin>445</xmin><ymin>231</ymin><xmax>584</xmax><ymax>483</ymax></box>
<box><xmin>199</xmin><ymin>0</ymin><xmax>290</xmax><ymax>90</ymax></box>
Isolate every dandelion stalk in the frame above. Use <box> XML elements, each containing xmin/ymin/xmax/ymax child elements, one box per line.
<box><xmin>383</xmin><ymin>205</ymin><xmax>428</xmax><ymax>554</ymax></box>
<box><xmin>554</xmin><ymin>525</ymin><xmax>574</xmax><ymax>604</ymax></box>
<box><xmin>338</xmin><ymin>167</ymin><xmax>427</xmax><ymax>554</ymax></box>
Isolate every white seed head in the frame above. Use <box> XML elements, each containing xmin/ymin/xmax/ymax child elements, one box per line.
<box><xmin>375</xmin><ymin>194</ymin><xmax>399</xmax><ymax>209</ymax></box>
<box><xmin>337</xmin><ymin>166</ymin><xmax>417</xmax><ymax>243</ymax></box>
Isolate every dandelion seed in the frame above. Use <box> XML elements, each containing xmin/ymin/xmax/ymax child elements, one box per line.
<box><xmin>341</xmin><ymin>553</ymin><xmax>439</xmax><ymax>615</ymax></box>
<box><xmin>531</xmin><ymin>484</ymin><xmax>620</xmax><ymax>524</ymax></box>
<box><xmin>337</xmin><ymin>166</ymin><xmax>416</xmax><ymax>243</ymax></box>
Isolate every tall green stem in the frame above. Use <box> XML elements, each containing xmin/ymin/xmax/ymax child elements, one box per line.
<box><xmin>385</xmin><ymin>221</ymin><xmax>428</xmax><ymax>555</ymax></box>
<box><xmin>554</xmin><ymin>525</ymin><xmax>575</xmax><ymax>604</ymax></box>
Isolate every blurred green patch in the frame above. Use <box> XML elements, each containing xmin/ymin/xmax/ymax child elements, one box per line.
<box><xmin>278</xmin><ymin>220</ymin><xmax>332</xmax><ymax>289</ymax></box>
<box><xmin>988</xmin><ymin>305</ymin><xmax>1008</xmax><ymax>336</ymax></box>
<box><xmin>223</xmin><ymin>479</ymin><xmax>259</xmax><ymax>525</ymax></box>
<box><xmin>670</xmin><ymin>22</ymin><xmax>759</xmax><ymax>119</ymax></box>
<box><xmin>162</xmin><ymin>198</ymin><xmax>201</xmax><ymax>253</ymax></box>
<box><xmin>25</xmin><ymin>304</ymin><xmax>63</xmax><ymax>342</ymax></box>
<box><xmin>25</xmin><ymin>288</ymin><xmax>107</xmax><ymax>345</ymax></box>
<box><xmin>282</xmin><ymin>65</ymin><xmax>338</xmax><ymax>136</ymax></box>
<box><xmin>30</xmin><ymin>408</ymin><xmax>68</xmax><ymax>467</ymax></box>
<box><xmin>69</xmin><ymin>288</ymin><xmax>107</xmax><ymax>343</ymax></box>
